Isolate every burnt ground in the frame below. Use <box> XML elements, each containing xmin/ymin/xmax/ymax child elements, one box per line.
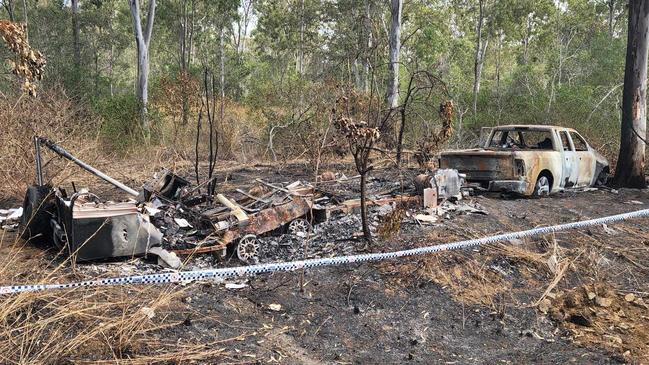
<box><xmin>1</xmin><ymin>162</ymin><xmax>649</xmax><ymax>364</ymax></box>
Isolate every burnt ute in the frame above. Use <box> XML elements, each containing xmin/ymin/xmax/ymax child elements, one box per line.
<box><xmin>439</xmin><ymin>125</ymin><xmax>609</xmax><ymax>196</ymax></box>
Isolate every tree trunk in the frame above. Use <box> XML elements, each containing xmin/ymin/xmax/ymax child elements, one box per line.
<box><xmin>71</xmin><ymin>0</ymin><xmax>81</xmax><ymax>67</ymax></box>
<box><xmin>359</xmin><ymin>172</ymin><xmax>372</xmax><ymax>242</ymax></box>
<box><xmin>396</xmin><ymin>104</ymin><xmax>406</xmax><ymax>167</ymax></box>
<box><xmin>94</xmin><ymin>49</ymin><xmax>99</xmax><ymax>95</ymax></box>
<box><xmin>386</xmin><ymin>0</ymin><xmax>402</xmax><ymax>108</ymax></box>
<box><xmin>179</xmin><ymin>0</ymin><xmax>186</xmax><ymax>72</ymax></box>
<box><xmin>522</xmin><ymin>13</ymin><xmax>531</xmax><ymax>65</ymax></box>
<box><xmin>298</xmin><ymin>0</ymin><xmax>304</xmax><ymax>75</ymax></box>
<box><xmin>108</xmin><ymin>9</ymin><xmax>115</xmax><ymax>97</ymax></box>
<box><xmin>3</xmin><ymin>0</ymin><xmax>15</xmax><ymax>22</ymax></box>
<box><xmin>179</xmin><ymin>0</ymin><xmax>191</xmax><ymax>126</ymax></box>
<box><xmin>363</xmin><ymin>0</ymin><xmax>372</xmax><ymax>93</ymax></box>
<box><xmin>109</xmin><ymin>44</ymin><xmax>114</xmax><ymax>97</ymax></box>
<box><xmin>472</xmin><ymin>0</ymin><xmax>487</xmax><ymax>116</ymax></box>
<box><xmin>129</xmin><ymin>0</ymin><xmax>156</xmax><ymax>135</ymax></box>
<box><xmin>396</xmin><ymin>72</ymin><xmax>417</xmax><ymax>167</ymax></box>
<box><xmin>613</xmin><ymin>0</ymin><xmax>649</xmax><ymax>188</ymax></box>
<box><xmin>496</xmin><ymin>31</ymin><xmax>503</xmax><ymax>120</ymax></box>
<box><xmin>608</xmin><ymin>0</ymin><xmax>615</xmax><ymax>37</ymax></box>
<box><xmin>21</xmin><ymin>0</ymin><xmax>27</xmax><ymax>40</ymax></box>
<box><xmin>136</xmin><ymin>41</ymin><xmax>150</xmax><ymax>130</ymax></box>
<box><xmin>353</xmin><ymin>58</ymin><xmax>362</xmax><ymax>89</ymax></box>
<box><xmin>219</xmin><ymin>26</ymin><xmax>225</xmax><ymax>123</ymax></box>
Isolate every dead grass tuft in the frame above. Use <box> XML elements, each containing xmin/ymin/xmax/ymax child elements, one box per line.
<box><xmin>378</xmin><ymin>251</ymin><xmax>511</xmax><ymax>307</ymax></box>
<box><xmin>0</xmin><ymin>232</ymin><xmax>246</xmax><ymax>364</ymax></box>
<box><xmin>0</xmin><ymin>86</ymin><xmax>100</xmax><ymax>200</ymax></box>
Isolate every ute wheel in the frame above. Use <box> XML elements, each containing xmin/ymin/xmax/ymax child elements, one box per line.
<box><xmin>237</xmin><ymin>234</ymin><xmax>260</xmax><ymax>264</ymax></box>
<box><xmin>532</xmin><ymin>175</ymin><xmax>551</xmax><ymax>197</ymax></box>
<box><xmin>288</xmin><ymin>218</ymin><xmax>312</xmax><ymax>238</ymax></box>
<box><xmin>20</xmin><ymin>185</ymin><xmax>55</xmax><ymax>245</ymax></box>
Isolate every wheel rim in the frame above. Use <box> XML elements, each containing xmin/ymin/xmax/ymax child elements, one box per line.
<box><xmin>237</xmin><ymin>235</ymin><xmax>260</xmax><ymax>263</ymax></box>
<box><xmin>536</xmin><ymin>176</ymin><xmax>550</xmax><ymax>196</ymax></box>
<box><xmin>288</xmin><ymin>219</ymin><xmax>311</xmax><ymax>238</ymax></box>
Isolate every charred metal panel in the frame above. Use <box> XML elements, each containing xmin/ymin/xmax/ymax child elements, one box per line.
<box><xmin>489</xmin><ymin>180</ymin><xmax>529</xmax><ymax>194</ymax></box>
<box><xmin>240</xmin><ymin>197</ymin><xmax>311</xmax><ymax>236</ymax></box>
<box><xmin>54</xmin><ymin>196</ymin><xmax>161</xmax><ymax>261</ymax></box>
<box><xmin>440</xmin><ymin>151</ymin><xmax>514</xmax><ymax>181</ymax></box>
<box><xmin>141</xmin><ymin>170</ymin><xmax>190</xmax><ymax>202</ymax></box>
<box><xmin>513</xmin><ymin>151</ymin><xmax>563</xmax><ymax>194</ymax></box>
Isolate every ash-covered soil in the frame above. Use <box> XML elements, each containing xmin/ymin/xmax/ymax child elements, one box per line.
<box><xmin>2</xmin><ymin>162</ymin><xmax>648</xmax><ymax>364</ymax></box>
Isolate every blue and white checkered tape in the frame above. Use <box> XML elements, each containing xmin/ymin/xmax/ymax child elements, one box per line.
<box><xmin>2</xmin><ymin>207</ymin><xmax>649</xmax><ymax>295</ymax></box>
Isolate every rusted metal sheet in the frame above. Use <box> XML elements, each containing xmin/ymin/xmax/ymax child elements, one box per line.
<box><xmin>171</xmin><ymin>243</ymin><xmax>227</xmax><ymax>255</ymax></box>
<box><xmin>241</xmin><ymin>197</ymin><xmax>311</xmax><ymax>236</ymax></box>
<box><xmin>440</xmin><ymin>125</ymin><xmax>609</xmax><ymax>196</ymax></box>
<box><xmin>333</xmin><ymin>195</ymin><xmax>420</xmax><ymax>214</ymax></box>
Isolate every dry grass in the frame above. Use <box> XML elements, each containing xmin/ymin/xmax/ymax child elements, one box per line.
<box><xmin>0</xmin><ymin>231</ymin><xmax>248</xmax><ymax>364</ymax></box>
<box><xmin>0</xmin><ymin>86</ymin><xmax>266</xmax><ymax>203</ymax></box>
<box><xmin>377</xmin><ymin>225</ymin><xmax>553</xmax><ymax>308</ymax></box>
<box><xmin>0</xmin><ymin>87</ymin><xmax>102</xmax><ymax>200</ymax></box>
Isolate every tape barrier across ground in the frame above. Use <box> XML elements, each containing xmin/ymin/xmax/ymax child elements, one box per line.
<box><xmin>2</xmin><ymin>207</ymin><xmax>649</xmax><ymax>295</ymax></box>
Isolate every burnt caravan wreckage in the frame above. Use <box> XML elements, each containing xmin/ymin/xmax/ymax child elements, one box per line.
<box><xmin>22</xmin><ymin>137</ymin><xmax>165</xmax><ymax>261</ymax></box>
<box><xmin>20</xmin><ymin>137</ymin><xmax>319</xmax><ymax>265</ymax></box>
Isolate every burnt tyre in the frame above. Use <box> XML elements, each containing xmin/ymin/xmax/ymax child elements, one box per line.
<box><xmin>595</xmin><ymin>167</ymin><xmax>610</xmax><ymax>187</ymax></box>
<box><xmin>532</xmin><ymin>174</ymin><xmax>551</xmax><ymax>197</ymax></box>
<box><xmin>20</xmin><ymin>185</ymin><xmax>56</xmax><ymax>245</ymax></box>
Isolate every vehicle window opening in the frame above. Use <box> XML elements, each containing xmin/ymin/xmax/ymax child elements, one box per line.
<box><xmin>570</xmin><ymin>132</ymin><xmax>588</xmax><ymax>151</ymax></box>
<box><xmin>488</xmin><ymin>130</ymin><xmax>554</xmax><ymax>150</ymax></box>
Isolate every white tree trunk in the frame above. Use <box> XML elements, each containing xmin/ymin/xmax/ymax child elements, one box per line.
<box><xmin>220</xmin><ymin>26</ymin><xmax>225</xmax><ymax>123</ymax></box>
<box><xmin>298</xmin><ymin>0</ymin><xmax>305</xmax><ymax>75</ymax></box>
<box><xmin>472</xmin><ymin>0</ymin><xmax>487</xmax><ymax>116</ymax></box>
<box><xmin>71</xmin><ymin>0</ymin><xmax>80</xmax><ymax>67</ymax></box>
<box><xmin>21</xmin><ymin>0</ymin><xmax>27</xmax><ymax>40</ymax></box>
<box><xmin>363</xmin><ymin>0</ymin><xmax>372</xmax><ymax>93</ymax></box>
<box><xmin>129</xmin><ymin>0</ymin><xmax>156</xmax><ymax>134</ymax></box>
<box><xmin>386</xmin><ymin>0</ymin><xmax>402</xmax><ymax>108</ymax></box>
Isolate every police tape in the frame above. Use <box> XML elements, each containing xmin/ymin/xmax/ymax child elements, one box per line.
<box><xmin>2</xmin><ymin>207</ymin><xmax>649</xmax><ymax>295</ymax></box>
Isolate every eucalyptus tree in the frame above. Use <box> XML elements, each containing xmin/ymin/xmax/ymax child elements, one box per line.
<box><xmin>614</xmin><ymin>0</ymin><xmax>648</xmax><ymax>188</ymax></box>
<box><xmin>386</xmin><ymin>0</ymin><xmax>402</xmax><ymax>108</ymax></box>
<box><xmin>129</xmin><ymin>0</ymin><xmax>156</xmax><ymax>135</ymax></box>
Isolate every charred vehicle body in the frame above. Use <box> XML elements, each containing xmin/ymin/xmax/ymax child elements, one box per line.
<box><xmin>439</xmin><ymin>125</ymin><xmax>609</xmax><ymax>196</ymax></box>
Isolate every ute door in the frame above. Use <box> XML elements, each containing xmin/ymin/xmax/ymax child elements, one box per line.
<box><xmin>558</xmin><ymin>130</ymin><xmax>579</xmax><ymax>188</ymax></box>
<box><xmin>569</xmin><ymin>132</ymin><xmax>596</xmax><ymax>187</ymax></box>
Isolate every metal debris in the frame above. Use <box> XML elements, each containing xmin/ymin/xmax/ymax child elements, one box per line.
<box><xmin>0</xmin><ymin>207</ymin><xmax>22</xmax><ymax>230</ymax></box>
<box><xmin>148</xmin><ymin>246</ymin><xmax>182</xmax><ymax>269</ymax></box>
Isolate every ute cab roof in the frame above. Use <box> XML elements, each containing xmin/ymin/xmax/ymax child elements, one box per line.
<box><xmin>491</xmin><ymin>124</ymin><xmax>578</xmax><ymax>133</ymax></box>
